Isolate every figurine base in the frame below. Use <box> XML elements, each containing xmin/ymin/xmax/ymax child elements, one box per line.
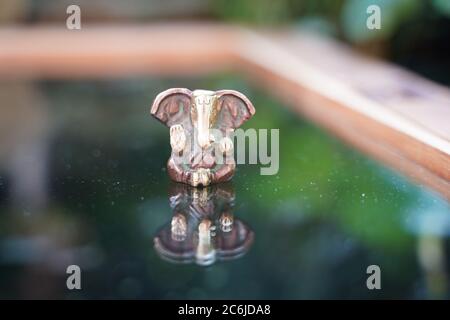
<box><xmin>167</xmin><ymin>158</ymin><xmax>235</xmax><ymax>187</ymax></box>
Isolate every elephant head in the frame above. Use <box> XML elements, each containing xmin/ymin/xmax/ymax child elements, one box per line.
<box><xmin>151</xmin><ymin>88</ymin><xmax>255</xmax><ymax>186</ymax></box>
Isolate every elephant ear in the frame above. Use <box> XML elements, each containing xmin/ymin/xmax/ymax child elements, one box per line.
<box><xmin>150</xmin><ymin>88</ymin><xmax>192</xmax><ymax>127</ymax></box>
<box><xmin>216</xmin><ymin>90</ymin><xmax>255</xmax><ymax>129</ymax></box>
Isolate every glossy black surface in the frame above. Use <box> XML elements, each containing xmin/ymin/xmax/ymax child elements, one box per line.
<box><xmin>0</xmin><ymin>77</ymin><xmax>449</xmax><ymax>299</ymax></box>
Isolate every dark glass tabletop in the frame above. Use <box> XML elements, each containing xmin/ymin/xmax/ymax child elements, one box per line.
<box><xmin>0</xmin><ymin>76</ymin><xmax>449</xmax><ymax>299</ymax></box>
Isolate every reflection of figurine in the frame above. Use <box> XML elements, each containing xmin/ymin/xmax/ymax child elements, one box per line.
<box><xmin>150</xmin><ymin>89</ymin><xmax>255</xmax><ymax>187</ymax></box>
<box><xmin>153</xmin><ymin>183</ymin><xmax>254</xmax><ymax>266</ymax></box>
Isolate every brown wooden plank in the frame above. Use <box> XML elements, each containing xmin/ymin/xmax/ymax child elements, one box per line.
<box><xmin>0</xmin><ymin>24</ymin><xmax>236</xmax><ymax>77</ymax></box>
<box><xmin>0</xmin><ymin>24</ymin><xmax>448</xmax><ymax>198</ymax></box>
<box><xmin>235</xmin><ymin>30</ymin><xmax>450</xmax><ymax>198</ymax></box>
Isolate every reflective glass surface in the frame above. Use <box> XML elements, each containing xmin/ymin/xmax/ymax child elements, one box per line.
<box><xmin>0</xmin><ymin>77</ymin><xmax>449</xmax><ymax>299</ymax></box>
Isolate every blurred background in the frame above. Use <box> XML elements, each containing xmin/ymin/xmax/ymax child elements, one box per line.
<box><xmin>2</xmin><ymin>0</ymin><xmax>450</xmax><ymax>84</ymax></box>
<box><xmin>0</xmin><ymin>0</ymin><xmax>449</xmax><ymax>299</ymax></box>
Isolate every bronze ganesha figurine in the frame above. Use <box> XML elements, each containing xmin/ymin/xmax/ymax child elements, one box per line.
<box><xmin>150</xmin><ymin>88</ymin><xmax>255</xmax><ymax>187</ymax></box>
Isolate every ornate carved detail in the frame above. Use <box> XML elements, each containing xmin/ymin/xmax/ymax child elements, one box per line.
<box><xmin>151</xmin><ymin>88</ymin><xmax>255</xmax><ymax>186</ymax></box>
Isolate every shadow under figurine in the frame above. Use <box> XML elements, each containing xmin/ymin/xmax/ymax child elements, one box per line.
<box><xmin>151</xmin><ymin>88</ymin><xmax>255</xmax><ymax>187</ymax></box>
<box><xmin>153</xmin><ymin>183</ymin><xmax>254</xmax><ymax>266</ymax></box>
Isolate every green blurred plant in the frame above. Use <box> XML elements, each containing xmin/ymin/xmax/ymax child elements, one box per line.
<box><xmin>212</xmin><ymin>0</ymin><xmax>449</xmax><ymax>44</ymax></box>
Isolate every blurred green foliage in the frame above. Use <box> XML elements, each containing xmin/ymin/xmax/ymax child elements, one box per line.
<box><xmin>341</xmin><ymin>0</ymin><xmax>421</xmax><ymax>42</ymax></box>
<box><xmin>433</xmin><ymin>0</ymin><xmax>450</xmax><ymax>17</ymax></box>
<box><xmin>212</xmin><ymin>0</ymin><xmax>450</xmax><ymax>84</ymax></box>
<box><xmin>212</xmin><ymin>0</ymin><xmax>449</xmax><ymax>43</ymax></box>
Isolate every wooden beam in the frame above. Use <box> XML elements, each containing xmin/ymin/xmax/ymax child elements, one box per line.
<box><xmin>0</xmin><ymin>24</ymin><xmax>448</xmax><ymax>198</ymax></box>
<box><xmin>235</xmin><ymin>30</ymin><xmax>450</xmax><ymax>198</ymax></box>
<box><xmin>0</xmin><ymin>24</ymin><xmax>236</xmax><ymax>77</ymax></box>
